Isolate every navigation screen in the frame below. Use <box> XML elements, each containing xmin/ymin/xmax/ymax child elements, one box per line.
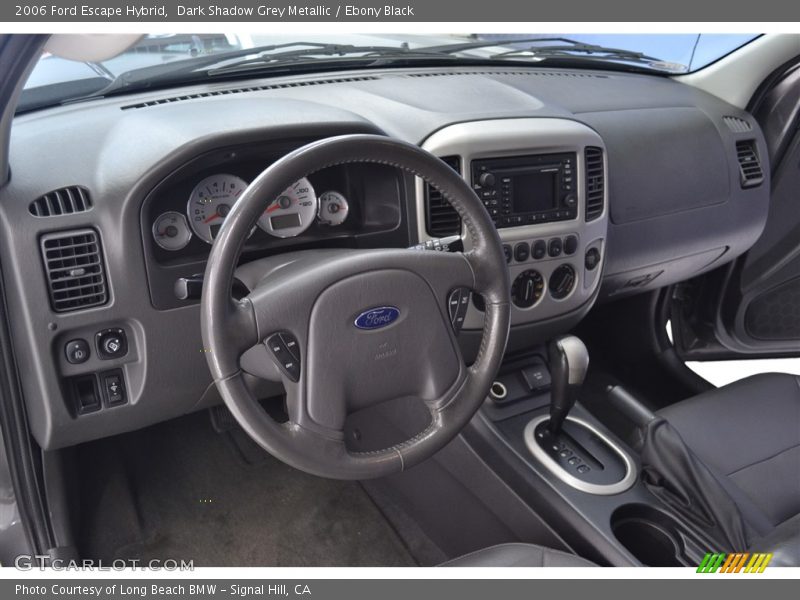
<box><xmin>512</xmin><ymin>171</ymin><xmax>558</xmax><ymax>213</ymax></box>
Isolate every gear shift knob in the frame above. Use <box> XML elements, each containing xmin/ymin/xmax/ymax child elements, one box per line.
<box><xmin>548</xmin><ymin>335</ymin><xmax>589</xmax><ymax>434</ymax></box>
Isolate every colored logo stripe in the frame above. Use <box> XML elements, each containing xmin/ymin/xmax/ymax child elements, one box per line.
<box><xmin>697</xmin><ymin>552</ymin><xmax>772</xmax><ymax>573</ymax></box>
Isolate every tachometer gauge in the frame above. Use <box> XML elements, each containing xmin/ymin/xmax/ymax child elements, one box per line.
<box><xmin>152</xmin><ymin>211</ymin><xmax>192</xmax><ymax>251</ymax></box>
<box><xmin>317</xmin><ymin>191</ymin><xmax>349</xmax><ymax>226</ymax></box>
<box><xmin>257</xmin><ymin>177</ymin><xmax>317</xmax><ymax>238</ymax></box>
<box><xmin>187</xmin><ymin>174</ymin><xmax>250</xmax><ymax>244</ymax></box>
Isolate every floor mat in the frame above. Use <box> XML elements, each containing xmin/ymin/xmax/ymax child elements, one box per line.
<box><xmin>77</xmin><ymin>412</ymin><xmax>416</xmax><ymax>567</ymax></box>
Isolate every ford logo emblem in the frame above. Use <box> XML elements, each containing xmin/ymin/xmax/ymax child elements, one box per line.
<box><xmin>354</xmin><ymin>306</ymin><xmax>400</xmax><ymax>330</ymax></box>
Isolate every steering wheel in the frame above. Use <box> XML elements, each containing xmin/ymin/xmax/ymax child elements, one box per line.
<box><xmin>201</xmin><ymin>135</ymin><xmax>510</xmax><ymax>479</ymax></box>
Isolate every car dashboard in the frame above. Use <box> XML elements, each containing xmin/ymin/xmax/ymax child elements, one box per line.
<box><xmin>0</xmin><ymin>65</ymin><xmax>770</xmax><ymax>449</ymax></box>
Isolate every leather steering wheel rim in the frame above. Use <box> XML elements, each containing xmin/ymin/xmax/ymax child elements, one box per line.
<box><xmin>201</xmin><ymin>134</ymin><xmax>510</xmax><ymax>479</ymax></box>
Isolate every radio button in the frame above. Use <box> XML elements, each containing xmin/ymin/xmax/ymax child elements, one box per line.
<box><xmin>564</xmin><ymin>235</ymin><xmax>579</xmax><ymax>255</ymax></box>
<box><xmin>513</xmin><ymin>243</ymin><xmax>530</xmax><ymax>262</ymax></box>
<box><xmin>564</xmin><ymin>194</ymin><xmax>577</xmax><ymax>207</ymax></box>
<box><xmin>548</xmin><ymin>238</ymin><xmax>563</xmax><ymax>258</ymax></box>
<box><xmin>532</xmin><ymin>240</ymin><xmax>547</xmax><ymax>260</ymax></box>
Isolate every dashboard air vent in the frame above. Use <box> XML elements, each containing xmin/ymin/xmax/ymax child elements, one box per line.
<box><xmin>425</xmin><ymin>156</ymin><xmax>462</xmax><ymax>237</ymax></box>
<box><xmin>29</xmin><ymin>186</ymin><xmax>92</xmax><ymax>217</ymax></box>
<box><xmin>723</xmin><ymin>116</ymin><xmax>753</xmax><ymax>133</ymax></box>
<box><xmin>120</xmin><ymin>76</ymin><xmax>379</xmax><ymax>110</ymax></box>
<box><xmin>40</xmin><ymin>229</ymin><xmax>108</xmax><ymax>313</ymax></box>
<box><xmin>584</xmin><ymin>147</ymin><xmax>605</xmax><ymax>221</ymax></box>
<box><xmin>735</xmin><ymin>140</ymin><xmax>764</xmax><ymax>188</ymax></box>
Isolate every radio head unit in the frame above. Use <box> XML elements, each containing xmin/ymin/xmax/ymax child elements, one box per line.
<box><xmin>472</xmin><ymin>152</ymin><xmax>578</xmax><ymax>228</ymax></box>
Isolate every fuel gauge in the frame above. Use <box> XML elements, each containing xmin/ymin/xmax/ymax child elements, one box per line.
<box><xmin>153</xmin><ymin>211</ymin><xmax>192</xmax><ymax>251</ymax></box>
<box><xmin>317</xmin><ymin>191</ymin><xmax>349</xmax><ymax>226</ymax></box>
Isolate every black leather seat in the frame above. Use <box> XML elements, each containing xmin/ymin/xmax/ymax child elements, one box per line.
<box><xmin>441</xmin><ymin>543</ymin><xmax>596</xmax><ymax>567</ymax></box>
<box><xmin>658</xmin><ymin>373</ymin><xmax>800</xmax><ymax>564</ymax></box>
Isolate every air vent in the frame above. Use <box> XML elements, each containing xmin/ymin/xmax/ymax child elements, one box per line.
<box><xmin>425</xmin><ymin>156</ymin><xmax>462</xmax><ymax>237</ymax></box>
<box><xmin>120</xmin><ymin>76</ymin><xmax>378</xmax><ymax>110</ymax></box>
<box><xmin>723</xmin><ymin>116</ymin><xmax>753</xmax><ymax>133</ymax></box>
<box><xmin>29</xmin><ymin>186</ymin><xmax>92</xmax><ymax>217</ymax></box>
<box><xmin>40</xmin><ymin>229</ymin><xmax>108</xmax><ymax>313</ymax></box>
<box><xmin>735</xmin><ymin>140</ymin><xmax>764</xmax><ymax>188</ymax></box>
<box><xmin>584</xmin><ymin>147</ymin><xmax>605</xmax><ymax>221</ymax></box>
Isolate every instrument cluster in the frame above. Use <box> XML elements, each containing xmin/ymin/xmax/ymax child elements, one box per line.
<box><xmin>151</xmin><ymin>172</ymin><xmax>352</xmax><ymax>252</ymax></box>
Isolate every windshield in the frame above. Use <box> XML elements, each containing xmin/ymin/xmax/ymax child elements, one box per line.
<box><xmin>21</xmin><ymin>33</ymin><xmax>759</xmax><ymax>112</ymax></box>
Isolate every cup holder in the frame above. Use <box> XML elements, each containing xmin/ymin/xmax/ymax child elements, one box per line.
<box><xmin>611</xmin><ymin>504</ymin><xmax>691</xmax><ymax>567</ymax></box>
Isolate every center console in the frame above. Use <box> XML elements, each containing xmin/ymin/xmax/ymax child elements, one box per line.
<box><xmin>471</xmin><ymin>339</ymin><xmax>723</xmax><ymax>567</ymax></box>
<box><xmin>416</xmin><ymin>118</ymin><xmax>608</xmax><ymax>332</ymax></box>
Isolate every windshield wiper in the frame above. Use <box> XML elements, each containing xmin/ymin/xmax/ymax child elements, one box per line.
<box><xmin>419</xmin><ymin>36</ymin><xmax>683</xmax><ymax>72</ymax></box>
<box><xmin>204</xmin><ymin>42</ymin><xmax>458</xmax><ymax>76</ymax></box>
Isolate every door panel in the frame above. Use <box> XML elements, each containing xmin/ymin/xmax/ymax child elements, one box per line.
<box><xmin>672</xmin><ymin>59</ymin><xmax>800</xmax><ymax>359</ymax></box>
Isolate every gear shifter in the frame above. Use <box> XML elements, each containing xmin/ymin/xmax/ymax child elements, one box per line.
<box><xmin>547</xmin><ymin>335</ymin><xmax>589</xmax><ymax>434</ymax></box>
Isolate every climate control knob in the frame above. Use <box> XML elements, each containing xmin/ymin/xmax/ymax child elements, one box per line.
<box><xmin>549</xmin><ymin>264</ymin><xmax>576</xmax><ymax>300</ymax></box>
<box><xmin>511</xmin><ymin>270</ymin><xmax>545</xmax><ymax>308</ymax></box>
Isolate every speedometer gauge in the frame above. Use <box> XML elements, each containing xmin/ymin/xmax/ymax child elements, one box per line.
<box><xmin>257</xmin><ymin>178</ymin><xmax>317</xmax><ymax>238</ymax></box>
<box><xmin>187</xmin><ymin>174</ymin><xmax>250</xmax><ymax>244</ymax></box>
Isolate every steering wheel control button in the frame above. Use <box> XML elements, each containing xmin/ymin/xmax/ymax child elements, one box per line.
<box><xmin>65</xmin><ymin>339</ymin><xmax>90</xmax><ymax>364</ymax></box>
<box><xmin>267</xmin><ymin>333</ymin><xmax>301</xmax><ymax>382</ymax></box>
<box><xmin>448</xmin><ymin>287</ymin><xmax>471</xmax><ymax>334</ymax></box>
<box><xmin>511</xmin><ymin>270</ymin><xmax>545</xmax><ymax>308</ymax></box>
<box><xmin>101</xmin><ymin>370</ymin><xmax>127</xmax><ymax>407</ymax></box>
<box><xmin>549</xmin><ymin>265</ymin><xmax>577</xmax><ymax>300</ymax></box>
<box><xmin>548</xmin><ymin>238</ymin><xmax>563</xmax><ymax>258</ymax></box>
<box><xmin>95</xmin><ymin>328</ymin><xmax>128</xmax><ymax>360</ymax></box>
<box><xmin>513</xmin><ymin>242</ymin><xmax>530</xmax><ymax>262</ymax></box>
<box><xmin>531</xmin><ymin>240</ymin><xmax>547</xmax><ymax>260</ymax></box>
<box><xmin>279</xmin><ymin>333</ymin><xmax>300</xmax><ymax>361</ymax></box>
<box><xmin>564</xmin><ymin>235</ymin><xmax>579</xmax><ymax>256</ymax></box>
<box><xmin>585</xmin><ymin>247</ymin><xmax>601</xmax><ymax>271</ymax></box>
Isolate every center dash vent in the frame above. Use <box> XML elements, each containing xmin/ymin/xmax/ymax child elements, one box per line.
<box><xmin>735</xmin><ymin>140</ymin><xmax>764</xmax><ymax>188</ymax></box>
<box><xmin>425</xmin><ymin>156</ymin><xmax>462</xmax><ymax>237</ymax></box>
<box><xmin>29</xmin><ymin>186</ymin><xmax>92</xmax><ymax>217</ymax></box>
<box><xmin>120</xmin><ymin>76</ymin><xmax>379</xmax><ymax>110</ymax></box>
<box><xmin>584</xmin><ymin>147</ymin><xmax>605</xmax><ymax>221</ymax></box>
<box><xmin>40</xmin><ymin>229</ymin><xmax>108</xmax><ymax>313</ymax></box>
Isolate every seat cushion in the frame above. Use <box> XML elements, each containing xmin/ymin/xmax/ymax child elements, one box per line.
<box><xmin>440</xmin><ymin>543</ymin><xmax>596</xmax><ymax>567</ymax></box>
<box><xmin>658</xmin><ymin>373</ymin><xmax>800</xmax><ymax>529</ymax></box>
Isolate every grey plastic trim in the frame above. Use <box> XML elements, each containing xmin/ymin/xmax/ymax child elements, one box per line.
<box><xmin>417</xmin><ymin>118</ymin><xmax>608</xmax><ymax>328</ymax></box>
<box><xmin>523</xmin><ymin>414</ymin><xmax>637</xmax><ymax>496</ymax></box>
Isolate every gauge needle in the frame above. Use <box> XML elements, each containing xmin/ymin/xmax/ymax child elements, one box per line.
<box><xmin>265</xmin><ymin>203</ymin><xmax>281</xmax><ymax>213</ymax></box>
<box><xmin>204</xmin><ymin>213</ymin><xmax>222</xmax><ymax>224</ymax></box>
